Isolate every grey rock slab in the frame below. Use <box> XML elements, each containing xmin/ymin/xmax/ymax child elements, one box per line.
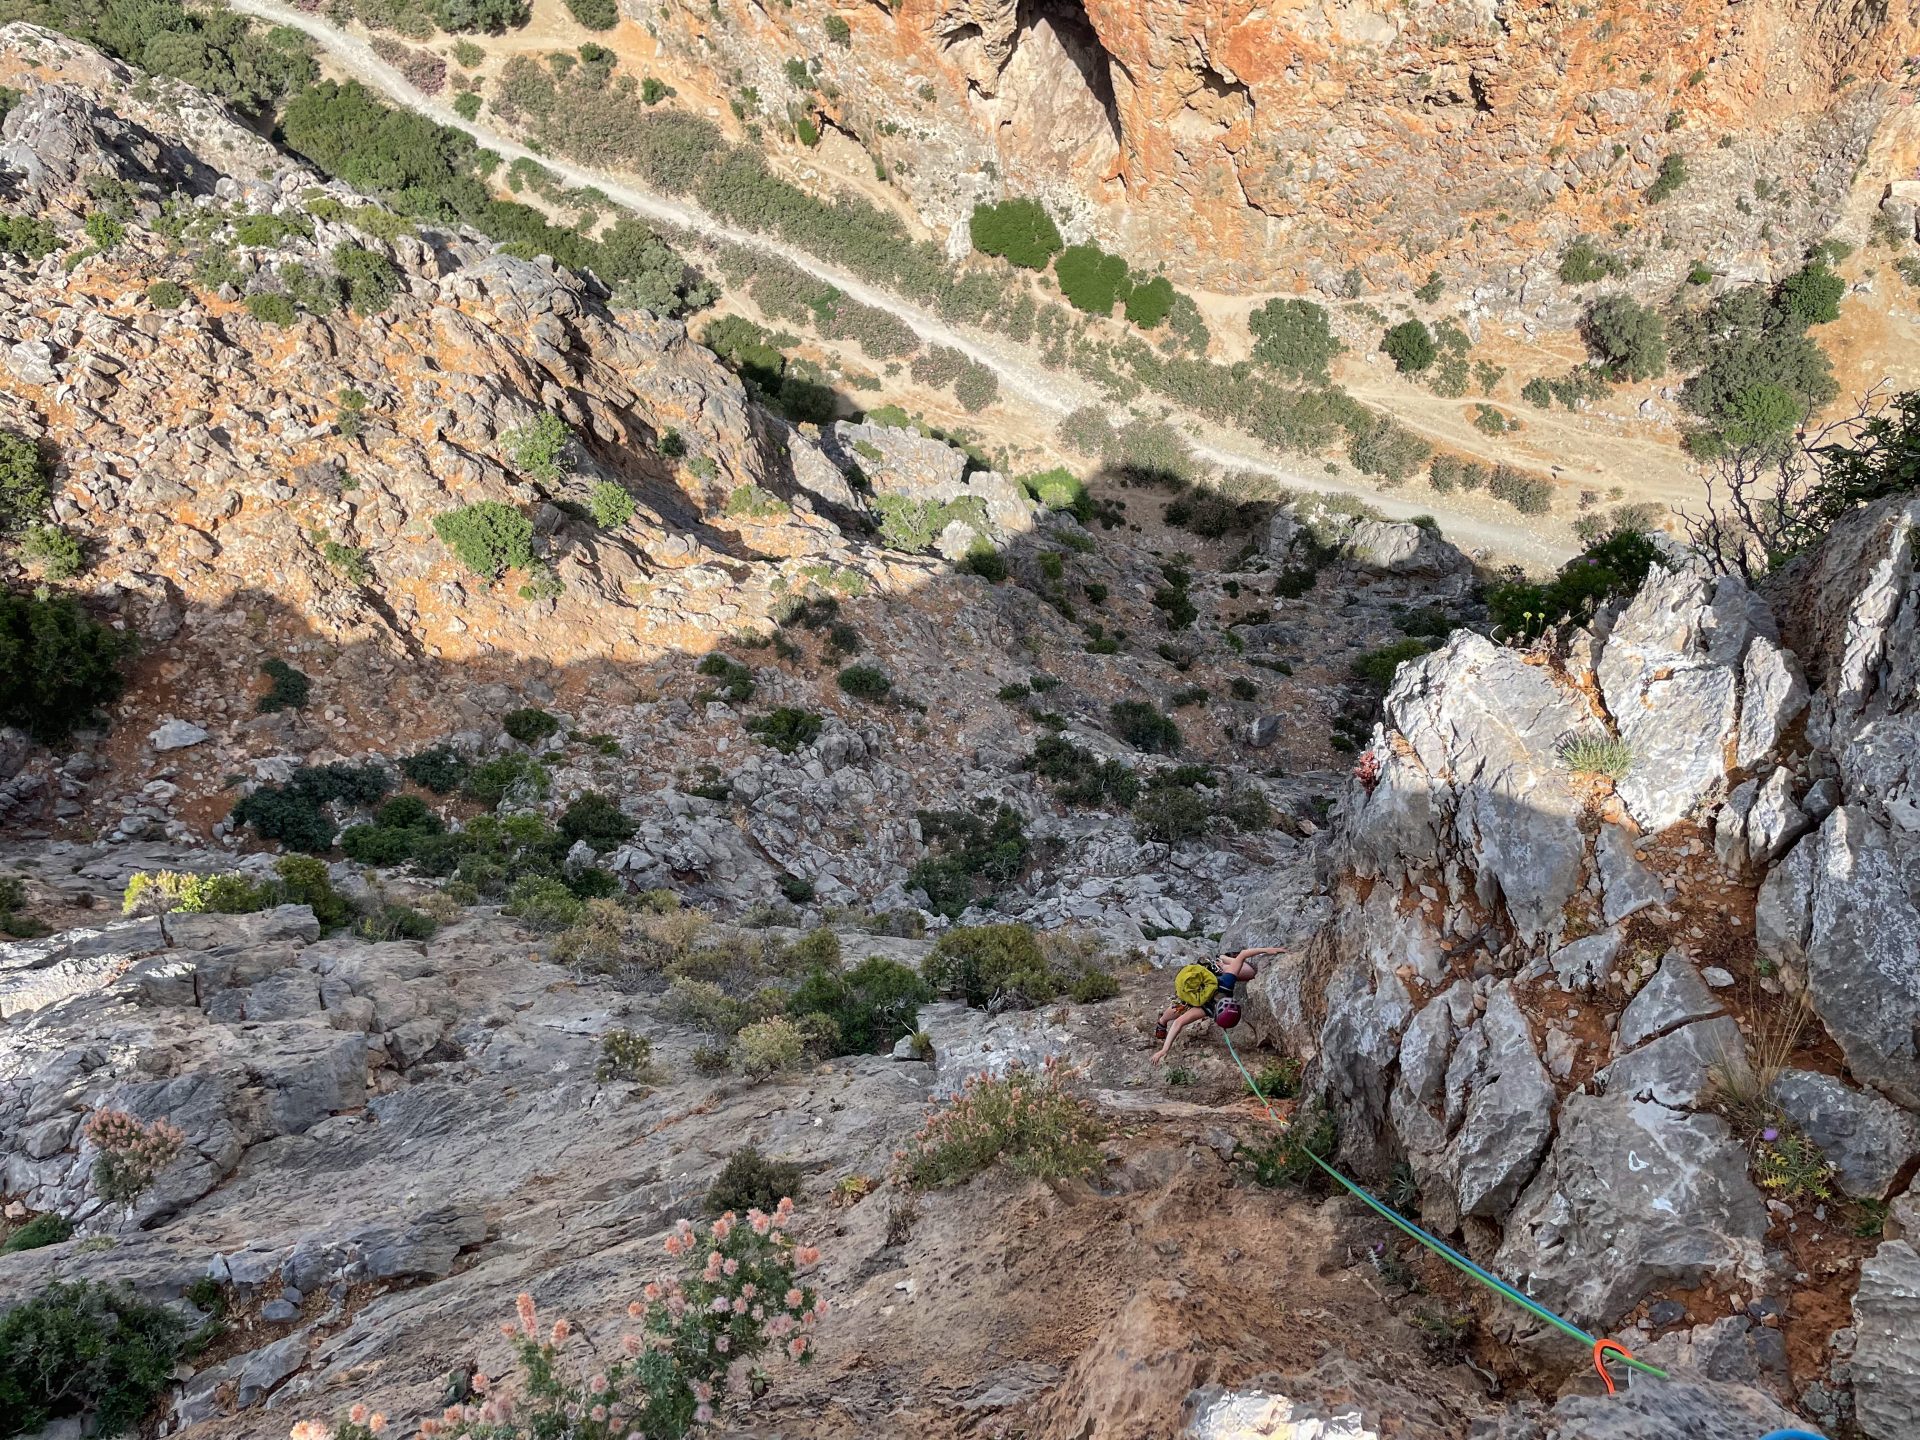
<box><xmin>1769</xmin><ymin>1069</ymin><xmax>1920</xmax><ymax>1200</ymax></box>
<box><xmin>1536</xmin><ymin>1376</ymin><xmax>1799</xmax><ymax>1439</ymax></box>
<box><xmin>1804</xmin><ymin>807</ymin><xmax>1920</xmax><ymax>1108</ymax></box>
<box><xmin>1378</xmin><ymin>632</ymin><xmax>1590</xmax><ymax>943</ymax></box>
<box><xmin>1754</xmin><ymin>834</ymin><xmax>1816</xmax><ymax>982</ymax></box>
<box><xmin>1549</xmin><ymin>928</ymin><xmax>1621</xmax><ymax>994</ymax></box>
<box><xmin>1854</xmin><ymin>1240</ymin><xmax>1920</xmax><ymax>1440</ymax></box>
<box><xmin>1616</xmin><ymin>951</ymin><xmax>1723</xmax><ymax>1050</ymax></box>
<box><xmin>1596</xmin><ymin>824</ymin><xmax>1664</xmax><ymax>925</ymax></box>
<box><xmin>149</xmin><ymin>719</ymin><xmax>211</xmax><ymax>751</ymax></box>
<box><xmin>1736</xmin><ymin>635</ymin><xmax>1810</xmax><ymax>770</ymax></box>
<box><xmin>1494</xmin><ymin>1094</ymin><xmax>1769</xmax><ymax>1331</ymax></box>
<box><xmin>1597</xmin><ymin>563</ymin><xmax>1751</xmax><ymax>831</ymax></box>
<box><xmin>1603</xmin><ymin>1015</ymin><xmax>1750</xmax><ymax>1110</ymax></box>
<box><xmin>1447</xmin><ymin>984</ymin><xmax>1556</xmax><ymax>1219</ymax></box>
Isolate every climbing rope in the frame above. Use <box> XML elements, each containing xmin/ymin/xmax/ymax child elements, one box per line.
<box><xmin>1215</xmin><ymin>1025</ymin><xmax>1670</xmax><ymax>1390</ymax></box>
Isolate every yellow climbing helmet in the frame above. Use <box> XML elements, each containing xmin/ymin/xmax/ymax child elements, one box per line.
<box><xmin>1174</xmin><ymin>963</ymin><xmax>1219</xmax><ymax>1008</ymax></box>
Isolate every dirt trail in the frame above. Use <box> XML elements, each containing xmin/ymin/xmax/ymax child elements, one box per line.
<box><xmin>233</xmin><ymin>0</ymin><xmax>1576</xmax><ymax>568</ymax></box>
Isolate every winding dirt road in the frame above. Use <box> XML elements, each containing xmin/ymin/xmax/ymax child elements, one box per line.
<box><xmin>233</xmin><ymin>0</ymin><xmax>1575</xmax><ymax>567</ymax></box>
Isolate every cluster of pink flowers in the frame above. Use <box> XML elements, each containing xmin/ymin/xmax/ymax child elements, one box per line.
<box><xmin>85</xmin><ymin>1109</ymin><xmax>187</xmax><ymax>1204</ymax></box>
<box><xmin>287</xmin><ymin>1403</ymin><xmax>385</xmax><ymax>1440</ymax></box>
<box><xmin>1353</xmin><ymin>749</ymin><xmax>1383</xmax><ymax>795</ymax></box>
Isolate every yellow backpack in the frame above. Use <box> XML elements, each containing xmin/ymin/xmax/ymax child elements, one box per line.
<box><xmin>1174</xmin><ymin>964</ymin><xmax>1219</xmax><ymax>1008</ymax></box>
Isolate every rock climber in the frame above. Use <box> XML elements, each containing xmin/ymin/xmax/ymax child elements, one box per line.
<box><xmin>1150</xmin><ymin>947</ymin><xmax>1283</xmax><ymax>1064</ymax></box>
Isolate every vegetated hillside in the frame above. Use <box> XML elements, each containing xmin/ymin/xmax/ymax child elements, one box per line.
<box><xmin>638</xmin><ymin>0</ymin><xmax>1920</xmax><ymax>297</ymax></box>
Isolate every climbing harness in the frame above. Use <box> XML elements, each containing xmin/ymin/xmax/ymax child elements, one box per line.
<box><xmin>1215</xmin><ymin>1025</ymin><xmax>1669</xmax><ymax>1392</ymax></box>
<box><xmin>1174</xmin><ymin>963</ymin><xmax>1220</xmax><ymax>1008</ymax></box>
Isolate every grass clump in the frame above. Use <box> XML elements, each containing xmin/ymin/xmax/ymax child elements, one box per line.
<box><xmin>893</xmin><ymin>1061</ymin><xmax>1105</xmax><ymax>1189</ymax></box>
<box><xmin>1</xmin><ymin>1213</ymin><xmax>73</xmax><ymax>1254</ymax></box>
<box><xmin>1557</xmin><ymin>732</ymin><xmax>1634</xmax><ymax>778</ymax></box>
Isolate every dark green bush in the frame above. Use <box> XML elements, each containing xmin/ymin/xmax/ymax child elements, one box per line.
<box><xmin>1583</xmin><ymin>295</ymin><xmax>1667</xmax><ymax>381</ymax></box>
<box><xmin>696</xmin><ymin>653</ymin><xmax>755</xmax><ymax>703</ymax></box>
<box><xmin>1132</xmin><ymin>781</ymin><xmax>1211</xmax><ymax>843</ymax></box>
<box><xmin>1125</xmin><ymin>276</ymin><xmax>1175</xmax><ymax>329</ymax></box>
<box><xmin>503</xmin><ymin>706</ymin><xmax>560</xmax><ymax>744</ymax></box>
<box><xmin>257</xmin><ymin>658</ymin><xmax>311</xmax><ymax>713</ymax></box>
<box><xmin>463</xmin><ymin>753</ymin><xmax>550</xmax><ymax>807</ymax></box>
<box><xmin>908</xmin><ymin>806</ymin><xmax>1029</xmax><ymax>917</ymax></box>
<box><xmin>1242</xmin><ymin>1098</ymin><xmax>1336</xmax><ymax>1192</ymax></box>
<box><xmin>244</xmin><ymin>291</ymin><xmax>298</xmax><ymax>326</ymax></box>
<box><xmin>559</xmin><ymin>791</ymin><xmax>636</xmax><ymax>849</ymax></box>
<box><xmin>1054</xmin><ymin>242</ymin><xmax>1130</xmax><ymax>315</ymax></box>
<box><xmin>1</xmin><ymin>429</ymin><xmax>49</xmax><ymax>534</ymax></box>
<box><xmin>790</xmin><ymin>956</ymin><xmax>930</xmax><ymax>1055</ymax></box>
<box><xmin>1</xmin><ymin>1213</ymin><xmax>72</xmax><ymax>1254</ymax></box>
<box><xmin>1558</xmin><ymin>238</ymin><xmax>1627</xmax><ymax>285</ymax></box>
<box><xmin>836</xmin><ymin>663</ymin><xmax>891</xmax><ymax>701</ymax></box>
<box><xmin>562</xmin><ymin>0</ymin><xmax>617</xmax><ymax>28</ymax></box>
<box><xmin>1023</xmin><ymin>735</ymin><xmax>1138</xmax><ymax>808</ymax></box>
<box><xmin>339</xmin><ymin>825</ymin><xmax>416</xmax><ymax>865</ymax></box>
<box><xmin>229</xmin><ymin>762</ymin><xmax>391</xmax><ymax>852</ymax></box>
<box><xmin>1109</xmin><ymin>700</ymin><xmax>1181</xmax><ymax>753</ymax></box>
<box><xmin>956</xmin><ymin>543</ymin><xmax>1007</xmax><ymax>582</ymax></box>
<box><xmin>0</xmin><ymin>1281</ymin><xmax>206</xmax><ymax>1438</ymax></box>
<box><xmin>400</xmin><ymin>745</ymin><xmax>469</xmax><ymax>793</ymax></box>
<box><xmin>0</xmin><ymin>213</ymin><xmax>61</xmax><ymax>262</ymax></box>
<box><xmin>1352</xmin><ymin>638</ymin><xmax>1435</xmax><ymax>690</ymax></box>
<box><xmin>1382</xmin><ymin>320</ymin><xmax>1437</xmax><ymax>373</ymax></box>
<box><xmin>1488</xmin><ymin>464</ymin><xmax>1556</xmax><ymax>515</ymax></box>
<box><xmin>1777</xmin><ymin>262</ymin><xmax>1846</xmax><ymax>327</ymax></box>
<box><xmin>705</xmin><ymin>1144</ymin><xmax>803</xmax><ymax>1215</ymax></box>
<box><xmin>968</xmin><ymin>197</ymin><xmax>1061</xmax><ymax>270</ymax></box>
<box><xmin>1485</xmin><ymin>529</ymin><xmax>1662</xmax><ymax>640</ymax></box>
<box><xmin>747</xmin><ymin>707</ymin><xmax>822</xmax><ymax>753</ymax></box>
<box><xmin>0</xmin><ymin>592</ymin><xmax>134</xmax><ymax>743</ymax></box>
<box><xmin>922</xmin><ymin>923</ymin><xmax>1056</xmax><ymax>1008</ymax></box>
<box><xmin>434</xmin><ymin>502</ymin><xmax>534</xmax><ymax>577</ymax></box>
<box><xmin>1644</xmin><ymin>152</ymin><xmax>1689</xmax><ymax>203</ymax></box>
<box><xmin>356</xmin><ymin>902</ymin><xmax>438</xmax><ymax>941</ymax></box>
<box><xmin>1247</xmin><ymin>298</ymin><xmax>1342</xmax><ymax>381</ymax></box>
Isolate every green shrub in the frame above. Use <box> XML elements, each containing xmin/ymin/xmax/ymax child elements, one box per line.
<box><xmin>19</xmin><ymin>525</ymin><xmax>83</xmax><ymax>580</ymax></box>
<box><xmin>503</xmin><ymin>706</ymin><xmax>560</xmax><ymax>744</ymax></box>
<box><xmin>400</xmin><ymin>745</ymin><xmax>469</xmax><ymax>793</ymax></box>
<box><xmin>595</xmin><ymin>1030</ymin><xmax>659</xmax><ymax>1082</ymax></box>
<box><xmin>823</xmin><ymin>12</ymin><xmax>850</xmax><ymax>44</ymax></box>
<box><xmin>0</xmin><ymin>593</ymin><xmax>133</xmax><ymax>743</ymax></box>
<box><xmin>229</xmin><ymin>761</ymin><xmax>390</xmax><ymax>852</ymax></box>
<box><xmin>1352</xmin><ymin>638</ymin><xmax>1434</xmax><ymax>690</ymax></box>
<box><xmin>894</xmin><ymin>1062</ymin><xmax>1106</xmax><ymax>1189</ymax></box>
<box><xmin>1488</xmin><ymin>464</ymin><xmax>1556</xmax><ymax>515</ymax></box>
<box><xmin>122</xmin><ymin>870</ymin><xmax>275</xmax><ymax>917</ymax></box>
<box><xmin>0</xmin><ymin>429</ymin><xmax>49</xmax><ymax>534</ymax></box>
<box><xmin>1382</xmin><ymin>319</ymin><xmax>1437</xmax><ymax>373</ymax></box>
<box><xmin>504</xmin><ymin>411</ymin><xmax>573</xmax><ymax>480</ymax></box>
<box><xmin>1485</xmin><ymin>529</ymin><xmax>1661</xmax><ymax>640</ymax></box>
<box><xmin>1645</xmin><ymin>152</ymin><xmax>1689</xmax><ymax>203</ymax></box>
<box><xmin>1054</xmin><ymin>242</ymin><xmax>1130</xmax><ymax>315</ymax></box>
<box><xmin>1132</xmin><ymin>781</ymin><xmax>1211</xmax><ymax>843</ymax></box>
<box><xmin>1109</xmin><ymin>699</ymin><xmax>1181</xmax><ymax>753</ymax></box>
<box><xmin>332</xmin><ymin>242</ymin><xmax>400</xmax><ymax>314</ymax></box>
<box><xmin>505</xmin><ymin>874</ymin><xmax>585</xmax><ymax>928</ymax></box>
<box><xmin>434</xmin><ymin>502</ymin><xmax>534</xmax><ymax>577</ymax></box>
<box><xmin>1558</xmin><ymin>238</ymin><xmax>1627</xmax><ymax>285</ymax></box>
<box><xmin>1019</xmin><ymin>466</ymin><xmax>1091</xmax><ymax>521</ymax></box>
<box><xmin>452</xmin><ymin>90</ymin><xmax>482</xmax><ymax>120</ymax></box>
<box><xmin>747</xmin><ymin>707</ymin><xmax>822</xmax><ymax>753</ymax></box>
<box><xmin>836</xmin><ymin>663</ymin><xmax>891</xmax><ymax>701</ymax></box>
<box><xmin>430</xmin><ymin>0</ymin><xmax>530</xmax><ymax>30</ymax></box>
<box><xmin>1253</xmin><ymin>1057</ymin><xmax>1303</xmax><ymax>1101</ymax></box>
<box><xmin>146</xmin><ymin>279</ymin><xmax>186</xmax><ymax>309</ymax></box>
<box><xmin>559</xmin><ymin>791</ymin><xmax>636</xmax><ymax>849</ymax></box>
<box><xmin>256</xmin><ymin>658</ymin><xmax>311</xmax><ymax>713</ymax></box>
<box><xmin>0</xmin><ymin>1281</ymin><xmax>206</xmax><ymax>1437</ymax></box>
<box><xmin>790</xmin><ymin>956</ymin><xmax>930</xmax><ymax>1055</ymax></box>
<box><xmin>0</xmin><ymin>213</ymin><xmax>61</xmax><ymax>262</ymax></box>
<box><xmin>731</xmin><ymin>1015</ymin><xmax>807</xmax><ymax>1078</ymax></box>
<box><xmin>968</xmin><ymin>197</ymin><xmax>1062</xmax><ymax>270</ymax></box>
<box><xmin>705</xmin><ymin>1144</ymin><xmax>803</xmax><ymax>1214</ymax></box>
<box><xmin>923</xmin><ymin>924</ymin><xmax>1056</xmax><ymax>1008</ymax></box>
<box><xmin>356</xmin><ymin>902</ymin><xmax>438</xmax><ymax>941</ymax></box>
<box><xmin>1022</xmin><ymin>735</ymin><xmax>1137</xmax><ymax>808</ymax></box>
<box><xmin>587</xmin><ymin>480</ymin><xmax>636</xmax><ymax>529</ymax></box>
<box><xmin>1242</xmin><ymin>1099</ymin><xmax>1336</xmax><ymax>1191</ymax></box>
<box><xmin>956</xmin><ymin>542</ymin><xmax>1007</xmax><ymax>582</ymax></box>
<box><xmin>272</xmin><ymin>855</ymin><xmax>352</xmax><ymax>929</ymax></box>
<box><xmin>1347</xmin><ymin>413</ymin><xmax>1432</xmax><ymax>483</ymax></box>
<box><xmin>908</xmin><ymin>807</ymin><xmax>1029</xmax><ymax>917</ymax></box>
<box><xmin>1</xmin><ymin>1213</ymin><xmax>72</xmax><ymax>1254</ymax></box>
<box><xmin>697</xmin><ymin>653</ymin><xmax>755</xmax><ymax>703</ymax></box>
<box><xmin>1777</xmin><ymin>262</ymin><xmax>1846</xmax><ymax>327</ymax></box>
<box><xmin>1247</xmin><ymin>297</ymin><xmax>1341</xmax><ymax>381</ymax></box>
<box><xmin>463</xmin><ymin>752</ymin><xmax>550</xmax><ymax>807</ymax></box>
<box><xmin>563</xmin><ymin>0</ymin><xmax>618</xmax><ymax>28</ymax></box>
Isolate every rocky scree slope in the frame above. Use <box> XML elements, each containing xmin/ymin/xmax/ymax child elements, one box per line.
<box><xmin>638</xmin><ymin>0</ymin><xmax>1920</xmax><ymax>302</ymax></box>
<box><xmin>1235</xmin><ymin>494</ymin><xmax>1920</xmax><ymax>1439</ymax></box>
<box><xmin>0</xmin><ymin>24</ymin><xmax>1483</xmax><ymax>953</ymax></box>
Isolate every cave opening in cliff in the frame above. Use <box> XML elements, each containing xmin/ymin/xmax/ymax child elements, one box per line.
<box><xmin>1014</xmin><ymin>0</ymin><xmax>1125</xmax><ymax>152</ymax></box>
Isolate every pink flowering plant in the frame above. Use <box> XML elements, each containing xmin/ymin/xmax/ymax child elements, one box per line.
<box><xmin>85</xmin><ymin>1109</ymin><xmax>186</xmax><ymax>1204</ymax></box>
<box><xmin>289</xmin><ymin>1201</ymin><xmax>824</xmax><ymax>1440</ymax></box>
<box><xmin>893</xmin><ymin>1058</ymin><xmax>1106</xmax><ymax>1191</ymax></box>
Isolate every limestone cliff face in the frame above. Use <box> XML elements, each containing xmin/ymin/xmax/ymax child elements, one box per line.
<box><xmin>643</xmin><ymin>0</ymin><xmax>1920</xmax><ymax>296</ymax></box>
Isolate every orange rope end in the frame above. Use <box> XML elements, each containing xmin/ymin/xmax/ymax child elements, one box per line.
<box><xmin>1592</xmin><ymin>1338</ymin><xmax>1635</xmax><ymax>1395</ymax></box>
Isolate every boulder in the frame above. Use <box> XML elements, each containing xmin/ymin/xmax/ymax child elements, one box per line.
<box><xmin>1494</xmin><ymin>1094</ymin><xmax>1769</xmax><ymax>1331</ymax></box>
<box><xmin>1736</xmin><ymin>636</ymin><xmax>1809</xmax><ymax>769</ymax></box>
<box><xmin>1615</xmin><ymin>952</ymin><xmax>1721</xmax><ymax>1049</ymax></box>
<box><xmin>1596</xmin><ymin>563</ymin><xmax>1754</xmax><ymax>832</ymax></box>
<box><xmin>149</xmin><ymin>718</ymin><xmax>211</xmax><ymax>751</ymax></box>
<box><xmin>1527</xmin><ymin>1376</ymin><xmax>1801</xmax><ymax>1439</ymax></box>
<box><xmin>1768</xmin><ymin>1070</ymin><xmax>1920</xmax><ymax>1200</ymax></box>
<box><xmin>1343</xmin><ymin>519</ymin><xmax>1473</xmax><ymax>590</ymax></box>
<box><xmin>1854</xmin><ymin>1240</ymin><xmax>1920</xmax><ymax>1440</ymax></box>
<box><xmin>1444</xmin><ymin>985</ymin><xmax>1557</xmax><ymax>1220</ymax></box>
<box><xmin>1595</xmin><ymin>825</ymin><xmax>1663</xmax><ymax>925</ymax></box>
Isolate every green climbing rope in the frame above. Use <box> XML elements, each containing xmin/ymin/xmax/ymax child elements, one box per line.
<box><xmin>1217</xmin><ymin>1026</ymin><xmax>1669</xmax><ymax>1384</ymax></box>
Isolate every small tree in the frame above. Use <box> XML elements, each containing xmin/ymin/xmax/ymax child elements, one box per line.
<box><xmin>1776</xmin><ymin>262</ymin><xmax>1846</xmax><ymax>328</ymax></box>
<box><xmin>1382</xmin><ymin>320</ymin><xmax>1437</xmax><ymax>373</ymax></box>
<box><xmin>433</xmin><ymin>502</ymin><xmax>535</xmax><ymax>577</ymax></box>
<box><xmin>0</xmin><ymin>428</ymin><xmax>48</xmax><ymax>534</ymax></box>
<box><xmin>1583</xmin><ymin>295</ymin><xmax>1668</xmax><ymax>381</ymax></box>
<box><xmin>1054</xmin><ymin>243</ymin><xmax>1131</xmax><ymax>314</ymax></box>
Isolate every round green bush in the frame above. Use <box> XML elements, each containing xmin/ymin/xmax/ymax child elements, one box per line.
<box><xmin>968</xmin><ymin>197</ymin><xmax>1062</xmax><ymax>270</ymax></box>
<box><xmin>922</xmin><ymin>923</ymin><xmax>1056</xmax><ymax>1009</ymax></box>
<box><xmin>146</xmin><ymin>280</ymin><xmax>186</xmax><ymax>310</ymax></box>
<box><xmin>503</xmin><ymin>706</ymin><xmax>561</xmax><ymax>744</ymax></box>
<box><xmin>1054</xmin><ymin>242</ymin><xmax>1131</xmax><ymax>315</ymax></box>
<box><xmin>1382</xmin><ymin>319</ymin><xmax>1437</xmax><ymax>373</ymax></box>
<box><xmin>433</xmin><ymin>502</ymin><xmax>535</xmax><ymax>577</ymax></box>
<box><xmin>836</xmin><ymin>664</ymin><xmax>892</xmax><ymax>702</ymax></box>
